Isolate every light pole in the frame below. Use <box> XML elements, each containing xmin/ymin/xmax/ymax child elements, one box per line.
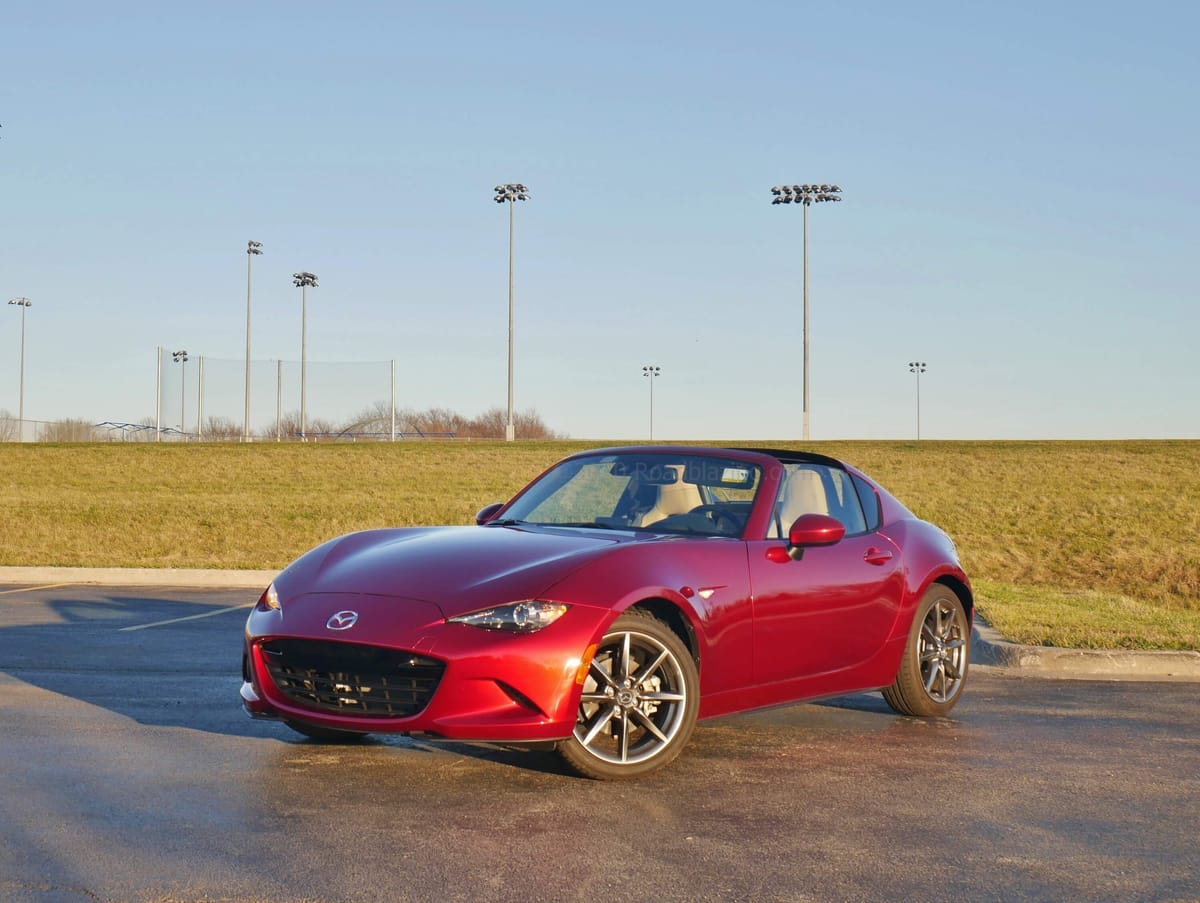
<box><xmin>908</xmin><ymin>361</ymin><xmax>927</xmax><ymax>441</ymax></box>
<box><xmin>7</xmin><ymin>297</ymin><xmax>31</xmax><ymax>438</ymax></box>
<box><xmin>293</xmin><ymin>272</ymin><xmax>318</xmax><ymax>440</ymax></box>
<box><xmin>244</xmin><ymin>240</ymin><xmax>263</xmax><ymax>442</ymax></box>
<box><xmin>172</xmin><ymin>350</ymin><xmax>189</xmax><ymax>438</ymax></box>
<box><xmin>643</xmin><ymin>365</ymin><xmax>661</xmax><ymax>440</ymax></box>
<box><xmin>494</xmin><ymin>183</ymin><xmax>529</xmax><ymax>442</ymax></box>
<box><xmin>770</xmin><ymin>183</ymin><xmax>842</xmax><ymax>441</ymax></box>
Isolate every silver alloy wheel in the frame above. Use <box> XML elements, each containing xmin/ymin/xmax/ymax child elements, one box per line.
<box><xmin>574</xmin><ymin>627</ymin><xmax>689</xmax><ymax>765</ymax></box>
<box><xmin>918</xmin><ymin>596</ymin><xmax>968</xmax><ymax>703</ymax></box>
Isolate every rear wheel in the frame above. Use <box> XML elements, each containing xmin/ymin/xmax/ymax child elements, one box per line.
<box><xmin>882</xmin><ymin>585</ymin><xmax>970</xmax><ymax>717</ymax></box>
<box><xmin>558</xmin><ymin>610</ymin><xmax>698</xmax><ymax>780</ymax></box>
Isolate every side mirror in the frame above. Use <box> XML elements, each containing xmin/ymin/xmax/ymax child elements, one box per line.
<box><xmin>475</xmin><ymin>502</ymin><xmax>504</xmax><ymax>525</ymax></box>
<box><xmin>786</xmin><ymin>513</ymin><xmax>845</xmax><ymax>559</ymax></box>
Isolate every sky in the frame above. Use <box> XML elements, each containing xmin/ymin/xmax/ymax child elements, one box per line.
<box><xmin>2</xmin><ymin>0</ymin><xmax>1197</xmax><ymax>441</ymax></box>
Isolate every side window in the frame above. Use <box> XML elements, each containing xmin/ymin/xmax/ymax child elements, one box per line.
<box><xmin>826</xmin><ymin>469</ymin><xmax>868</xmax><ymax>536</ymax></box>
<box><xmin>769</xmin><ymin>464</ymin><xmax>821</xmax><ymax>538</ymax></box>
<box><xmin>852</xmin><ymin>474</ymin><xmax>882</xmax><ymax>532</ymax></box>
<box><xmin>769</xmin><ymin>463</ymin><xmax>870</xmax><ymax>538</ymax></box>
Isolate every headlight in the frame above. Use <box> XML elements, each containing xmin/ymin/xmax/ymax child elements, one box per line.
<box><xmin>449</xmin><ymin>600</ymin><xmax>568</xmax><ymax>633</ymax></box>
<box><xmin>256</xmin><ymin>582</ymin><xmax>281</xmax><ymax>612</ymax></box>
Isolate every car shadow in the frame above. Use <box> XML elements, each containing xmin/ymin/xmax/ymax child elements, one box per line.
<box><xmin>1</xmin><ymin>586</ymin><xmax>957</xmax><ymax>778</ymax></box>
<box><xmin>0</xmin><ymin>586</ymin><xmax>277</xmax><ymax>740</ymax></box>
<box><xmin>278</xmin><ymin>731</ymin><xmax>580</xmax><ymax>776</ymax></box>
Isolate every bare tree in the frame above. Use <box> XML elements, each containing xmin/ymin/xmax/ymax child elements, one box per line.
<box><xmin>258</xmin><ymin>405</ymin><xmax>565</xmax><ymax>442</ymax></box>
<box><xmin>514</xmin><ymin>409</ymin><xmax>565</xmax><ymax>439</ymax></box>
<box><xmin>39</xmin><ymin>418</ymin><xmax>100</xmax><ymax>442</ymax></box>
<box><xmin>203</xmin><ymin>416</ymin><xmax>242</xmax><ymax>441</ymax></box>
<box><xmin>263</xmin><ymin>411</ymin><xmax>339</xmax><ymax>441</ymax></box>
<box><xmin>411</xmin><ymin>407</ymin><xmax>468</xmax><ymax>436</ymax></box>
<box><xmin>465</xmin><ymin>408</ymin><xmax>507</xmax><ymax>438</ymax></box>
<box><xmin>463</xmin><ymin>407</ymin><xmax>563</xmax><ymax>439</ymax></box>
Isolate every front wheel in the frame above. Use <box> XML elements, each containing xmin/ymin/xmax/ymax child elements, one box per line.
<box><xmin>882</xmin><ymin>585</ymin><xmax>970</xmax><ymax>717</ymax></box>
<box><xmin>558</xmin><ymin>610</ymin><xmax>699</xmax><ymax>780</ymax></box>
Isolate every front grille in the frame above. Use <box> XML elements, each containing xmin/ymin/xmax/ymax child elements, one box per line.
<box><xmin>260</xmin><ymin>638</ymin><xmax>444</xmax><ymax>718</ymax></box>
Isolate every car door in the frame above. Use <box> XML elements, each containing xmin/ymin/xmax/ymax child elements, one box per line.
<box><xmin>747</xmin><ymin>532</ymin><xmax>904</xmax><ymax>683</ymax></box>
<box><xmin>747</xmin><ymin>464</ymin><xmax>905</xmax><ymax>684</ymax></box>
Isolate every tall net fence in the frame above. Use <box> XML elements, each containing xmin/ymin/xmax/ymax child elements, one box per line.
<box><xmin>155</xmin><ymin>351</ymin><xmax>401</xmax><ymax>442</ymax></box>
<box><xmin>2</xmin><ymin>348</ymin><xmax>557</xmax><ymax>442</ymax></box>
<box><xmin>0</xmin><ymin>416</ymin><xmax>119</xmax><ymax>442</ymax></box>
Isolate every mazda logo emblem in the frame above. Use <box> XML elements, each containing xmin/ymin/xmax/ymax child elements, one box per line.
<box><xmin>326</xmin><ymin>610</ymin><xmax>359</xmax><ymax>631</ymax></box>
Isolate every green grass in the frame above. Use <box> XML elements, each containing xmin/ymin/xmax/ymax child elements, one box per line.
<box><xmin>1</xmin><ymin>439</ymin><xmax>1197</xmax><ymax>650</ymax></box>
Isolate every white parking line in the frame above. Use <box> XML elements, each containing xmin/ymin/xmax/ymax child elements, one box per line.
<box><xmin>0</xmin><ymin>583</ymin><xmax>75</xmax><ymax>595</ymax></box>
<box><xmin>119</xmin><ymin>603</ymin><xmax>255</xmax><ymax>632</ymax></box>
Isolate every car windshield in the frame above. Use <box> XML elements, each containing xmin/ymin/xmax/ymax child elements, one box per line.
<box><xmin>498</xmin><ymin>452</ymin><xmax>763</xmax><ymax>537</ymax></box>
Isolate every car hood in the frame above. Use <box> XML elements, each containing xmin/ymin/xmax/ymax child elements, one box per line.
<box><xmin>274</xmin><ymin>525</ymin><xmax>626</xmax><ymax>617</ymax></box>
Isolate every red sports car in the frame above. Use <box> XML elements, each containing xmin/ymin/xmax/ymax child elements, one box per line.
<box><xmin>241</xmin><ymin>446</ymin><xmax>972</xmax><ymax>779</ymax></box>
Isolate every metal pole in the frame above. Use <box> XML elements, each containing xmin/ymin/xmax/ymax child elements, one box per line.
<box><xmin>18</xmin><ymin>303</ymin><xmax>25</xmax><ymax>431</ymax></box>
<box><xmin>244</xmin><ymin>241</ymin><xmax>262</xmax><ymax>442</ymax></box>
<box><xmin>909</xmin><ymin>361</ymin><xmax>927</xmax><ymax>441</ymax></box>
<box><xmin>770</xmin><ymin>184</ymin><xmax>841</xmax><ymax>442</ymax></box>
<box><xmin>301</xmin><ymin>283</ymin><xmax>307</xmax><ymax>440</ymax></box>
<box><xmin>291</xmin><ymin>273</ymin><xmax>317</xmax><ymax>440</ymax></box>
<box><xmin>642</xmin><ymin>365</ymin><xmax>660</xmax><ymax>440</ymax></box>
<box><xmin>506</xmin><ymin>197</ymin><xmax>515</xmax><ymax>442</ymax></box>
<box><xmin>494</xmin><ymin>182</ymin><xmax>528</xmax><ymax>441</ymax></box>
<box><xmin>245</xmin><ymin>250</ymin><xmax>252</xmax><ymax>441</ymax></box>
<box><xmin>802</xmin><ymin>202</ymin><xmax>810</xmax><ymax>442</ymax></box>
<box><xmin>171</xmin><ymin>350</ymin><xmax>189</xmax><ymax>440</ymax></box>
<box><xmin>649</xmin><ymin>374</ymin><xmax>655</xmax><ymax>441</ymax></box>
<box><xmin>276</xmin><ymin>359</ymin><xmax>282</xmax><ymax>442</ymax></box>
<box><xmin>390</xmin><ymin>359</ymin><xmax>396</xmax><ymax>442</ymax></box>
<box><xmin>155</xmin><ymin>346</ymin><xmax>162</xmax><ymax>442</ymax></box>
<box><xmin>197</xmin><ymin>355</ymin><xmax>204</xmax><ymax>439</ymax></box>
<box><xmin>7</xmin><ymin>298</ymin><xmax>30</xmax><ymax>440</ymax></box>
<box><xmin>180</xmin><ymin>360</ymin><xmax>186</xmax><ymax>439</ymax></box>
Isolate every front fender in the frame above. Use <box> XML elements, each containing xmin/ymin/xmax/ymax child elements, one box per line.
<box><xmin>541</xmin><ymin>538</ymin><xmax>755</xmax><ymax>695</ymax></box>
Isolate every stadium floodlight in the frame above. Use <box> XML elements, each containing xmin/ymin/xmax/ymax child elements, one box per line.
<box><xmin>244</xmin><ymin>241</ymin><xmax>263</xmax><ymax>442</ymax></box>
<box><xmin>7</xmin><ymin>297</ymin><xmax>32</xmax><ymax>439</ymax></box>
<box><xmin>172</xmin><ymin>349</ymin><xmax>190</xmax><ymax>438</ymax></box>
<box><xmin>642</xmin><ymin>365</ymin><xmax>661</xmax><ymax>440</ymax></box>
<box><xmin>769</xmin><ymin>182</ymin><xmax>843</xmax><ymax>440</ymax></box>
<box><xmin>493</xmin><ymin>184</ymin><xmax>530</xmax><ymax>441</ymax></box>
<box><xmin>293</xmin><ymin>272</ymin><xmax>318</xmax><ymax>441</ymax></box>
<box><xmin>908</xmin><ymin>361</ymin><xmax>928</xmax><ymax>441</ymax></box>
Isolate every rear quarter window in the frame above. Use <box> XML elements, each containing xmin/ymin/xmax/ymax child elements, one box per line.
<box><xmin>852</xmin><ymin>474</ymin><xmax>882</xmax><ymax>531</ymax></box>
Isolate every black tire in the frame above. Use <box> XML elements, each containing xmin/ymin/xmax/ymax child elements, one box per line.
<box><xmin>882</xmin><ymin>585</ymin><xmax>970</xmax><ymax>717</ymax></box>
<box><xmin>558</xmin><ymin>610</ymin><xmax>699</xmax><ymax>780</ymax></box>
<box><xmin>284</xmin><ymin>719</ymin><xmax>371</xmax><ymax>743</ymax></box>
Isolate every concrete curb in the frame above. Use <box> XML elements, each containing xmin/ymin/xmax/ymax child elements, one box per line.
<box><xmin>3</xmin><ymin>567</ymin><xmax>1198</xmax><ymax>681</ymax></box>
<box><xmin>0</xmin><ymin>566</ymin><xmax>276</xmax><ymax>589</ymax></box>
<box><xmin>971</xmin><ymin>616</ymin><xmax>1200</xmax><ymax>681</ymax></box>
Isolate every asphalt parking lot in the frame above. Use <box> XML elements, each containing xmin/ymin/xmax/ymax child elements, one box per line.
<box><xmin>1</xmin><ymin>583</ymin><xmax>1198</xmax><ymax>903</ymax></box>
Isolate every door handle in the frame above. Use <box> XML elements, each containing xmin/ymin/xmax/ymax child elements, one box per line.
<box><xmin>864</xmin><ymin>547</ymin><xmax>893</xmax><ymax>565</ymax></box>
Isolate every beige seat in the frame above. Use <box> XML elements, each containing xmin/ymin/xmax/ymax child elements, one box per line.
<box><xmin>634</xmin><ymin>466</ymin><xmax>702</xmax><ymax>527</ymax></box>
<box><xmin>774</xmin><ymin>469</ymin><xmax>829</xmax><ymax>535</ymax></box>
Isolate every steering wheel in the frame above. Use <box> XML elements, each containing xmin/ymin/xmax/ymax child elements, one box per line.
<box><xmin>689</xmin><ymin>505</ymin><xmax>744</xmax><ymax>536</ymax></box>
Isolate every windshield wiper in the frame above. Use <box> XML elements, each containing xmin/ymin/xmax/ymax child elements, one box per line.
<box><xmin>487</xmin><ymin>519</ymin><xmax>619</xmax><ymax>530</ymax></box>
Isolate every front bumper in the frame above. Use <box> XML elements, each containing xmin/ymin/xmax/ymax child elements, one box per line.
<box><xmin>242</xmin><ymin>592</ymin><xmax>610</xmax><ymax>743</ymax></box>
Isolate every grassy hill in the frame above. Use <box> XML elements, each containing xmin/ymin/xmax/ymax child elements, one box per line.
<box><xmin>2</xmin><ymin>439</ymin><xmax>1197</xmax><ymax>650</ymax></box>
